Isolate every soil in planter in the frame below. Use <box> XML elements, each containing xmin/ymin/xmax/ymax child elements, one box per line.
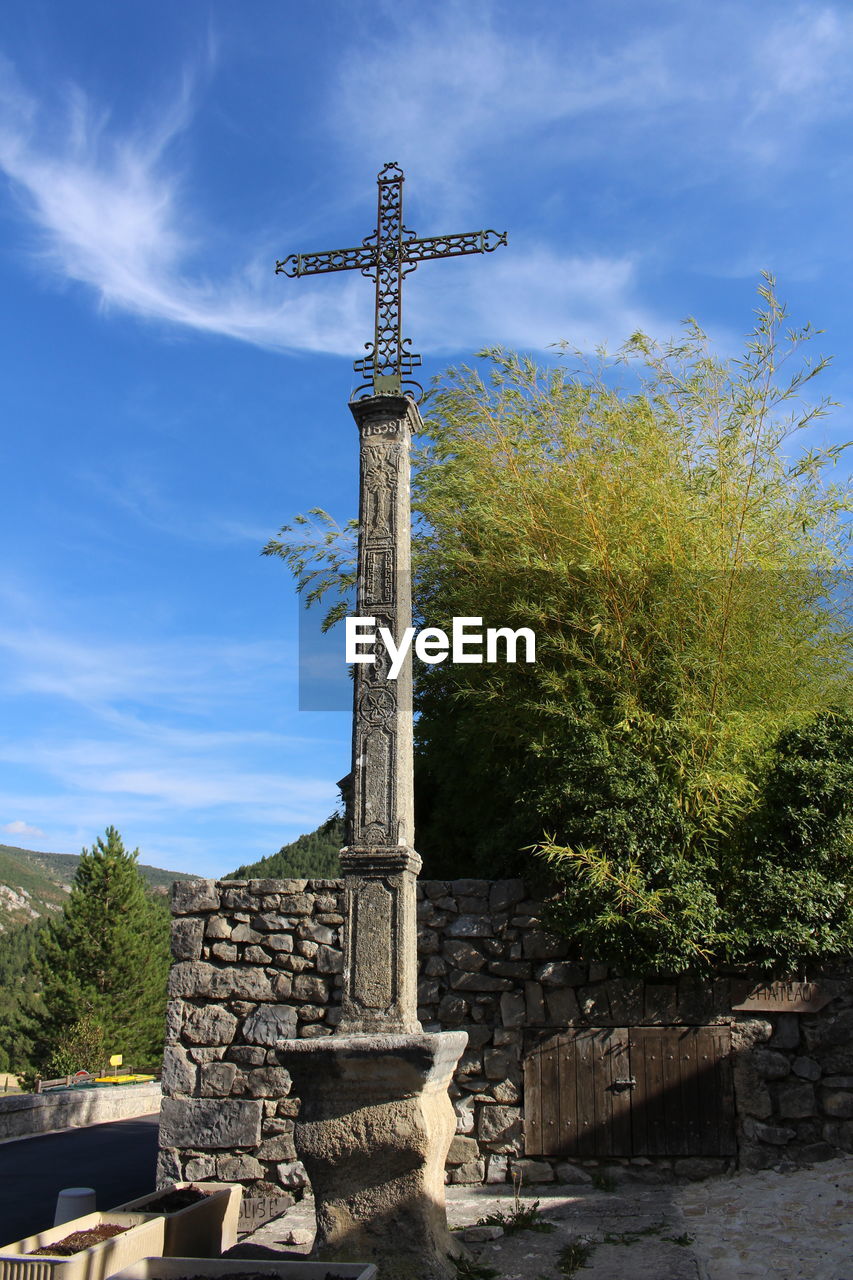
<box><xmin>29</xmin><ymin>1225</ymin><xmax>129</xmax><ymax>1255</ymax></box>
<box><xmin>142</xmin><ymin>1187</ymin><xmax>211</xmax><ymax>1213</ymax></box>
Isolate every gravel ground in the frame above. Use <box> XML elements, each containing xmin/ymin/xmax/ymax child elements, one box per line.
<box><xmin>237</xmin><ymin>1156</ymin><xmax>853</xmax><ymax>1280</ymax></box>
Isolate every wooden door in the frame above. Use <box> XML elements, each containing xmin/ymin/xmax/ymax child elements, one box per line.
<box><xmin>523</xmin><ymin>1025</ymin><xmax>734</xmax><ymax>1158</ymax></box>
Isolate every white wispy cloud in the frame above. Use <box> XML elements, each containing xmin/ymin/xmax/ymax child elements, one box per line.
<box><xmin>1</xmin><ymin>819</ymin><xmax>45</xmax><ymax>838</ymax></box>
<box><xmin>0</xmin><ymin>45</ymin><xmax>662</xmax><ymax>359</ymax></box>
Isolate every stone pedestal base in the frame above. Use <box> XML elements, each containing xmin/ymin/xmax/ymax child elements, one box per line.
<box><xmin>278</xmin><ymin>1031</ymin><xmax>467</xmax><ymax>1280</ymax></box>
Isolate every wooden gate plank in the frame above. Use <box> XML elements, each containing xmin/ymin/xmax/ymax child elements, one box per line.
<box><xmin>540</xmin><ymin>1036</ymin><xmax>561</xmax><ymax>1155</ymax></box>
<box><xmin>607</xmin><ymin>1028</ymin><xmax>632</xmax><ymax>1156</ymax></box>
<box><xmin>575</xmin><ymin>1029</ymin><xmax>597</xmax><ymax>1158</ymax></box>
<box><xmin>523</xmin><ymin>1042</ymin><xmax>543</xmax><ymax>1156</ymax></box>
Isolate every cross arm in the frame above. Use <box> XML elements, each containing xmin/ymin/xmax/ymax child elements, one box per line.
<box><xmin>275</xmin><ymin>243</ymin><xmax>377</xmax><ymax>277</ymax></box>
<box><xmin>402</xmin><ymin>229</ymin><xmax>507</xmax><ymax>265</ymax></box>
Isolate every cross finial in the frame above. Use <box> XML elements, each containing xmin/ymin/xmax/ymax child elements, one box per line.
<box><xmin>276</xmin><ymin>163</ymin><xmax>507</xmax><ymax>399</ymax></box>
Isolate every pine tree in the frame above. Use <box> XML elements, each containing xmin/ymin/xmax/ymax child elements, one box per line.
<box><xmin>36</xmin><ymin>827</ymin><xmax>170</xmax><ymax>1071</ymax></box>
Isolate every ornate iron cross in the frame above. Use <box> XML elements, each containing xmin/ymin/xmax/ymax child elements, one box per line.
<box><xmin>276</xmin><ymin>162</ymin><xmax>507</xmax><ymax>398</ymax></box>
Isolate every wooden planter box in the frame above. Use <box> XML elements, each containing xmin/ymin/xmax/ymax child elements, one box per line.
<box><xmin>0</xmin><ymin>1212</ymin><xmax>165</xmax><ymax>1280</ymax></box>
<box><xmin>108</xmin><ymin>1187</ymin><xmax>241</xmax><ymax>1259</ymax></box>
<box><xmin>110</xmin><ymin>1261</ymin><xmax>376</xmax><ymax>1280</ymax></box>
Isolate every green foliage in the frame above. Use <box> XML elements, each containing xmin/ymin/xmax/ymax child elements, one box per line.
<box><xmin>228</xmin><ymin>817</ymin><xmax>344</xmax><ymax>880</ymax></box>
<box><xmin>558</xmin><ymin>1240</ymin><xmax>595</xmax><ymax>1274</ymax></box>
<box><xmin>476</xmin><ymin>1198</ymin><xmax>555</xmax><ymax>1235</ymax></box>
<box><xmin>0</xmin><ymin>922</ymin><xmax>45</xmax><ymax>1073</ymax></box>
<box><xmin>44</xmin><ymin>1013</ymin><xmax>108</xmax><ymax>1077</ymax></box>
<box><xmin>267</xmin><ymin>278</ymin><xmax>852</xmax><ymax>974</ymax></box>
<box><xmin>35</xmin><ymin>827</ymin><xmax>171</xmax><ymax>1072</ymax></box>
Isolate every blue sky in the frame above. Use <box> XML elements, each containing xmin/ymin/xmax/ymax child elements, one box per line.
<box><xmin>0</xmin><ymin>0</ymin><xmax>851</xmax><ymax>876</ymax></box>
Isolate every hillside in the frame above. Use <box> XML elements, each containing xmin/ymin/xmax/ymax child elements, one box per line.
<box><xmin>228</xmin><ymin>818</ymin><xmax>344</xmax><ymax>880</ymax></box>
<box><xmin>0</xmin><ymin>843</ymin><xmax>194</xmax><ymax>932</ymax></box>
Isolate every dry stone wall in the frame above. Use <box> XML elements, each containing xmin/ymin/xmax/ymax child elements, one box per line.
<box><xmin>160</xmin><ymin>877</ymin><xmax>853</xmax><ymax>1204</ymax></box>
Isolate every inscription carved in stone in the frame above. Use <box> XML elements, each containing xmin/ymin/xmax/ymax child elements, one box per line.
<box><xmin>364</xmin><ymin>547</ymin><xmax>394</xmax><ymax>604</ymax></box>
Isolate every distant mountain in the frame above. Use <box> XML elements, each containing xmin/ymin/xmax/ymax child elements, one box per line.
<box><xmin>0</xmin><ymin>843</ymin><xmax>194</xmax><ymax>932</ymax></box>
<box><xmin>228</xmin><ymin>818</ymin><xmax>344</xmax><ymax>880</ymax></box>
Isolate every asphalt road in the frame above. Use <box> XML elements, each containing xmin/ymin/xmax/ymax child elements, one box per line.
<box><xmin>0</xmin><ymin>1113</ymin><xmax>159</xmax><ymax>1243</ymax></box>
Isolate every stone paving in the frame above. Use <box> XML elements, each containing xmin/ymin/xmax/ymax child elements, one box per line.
<box><xmin>238</xmin><ymin>1156</ymin><xmax>853</xmax><ymax>1279</ymax></box>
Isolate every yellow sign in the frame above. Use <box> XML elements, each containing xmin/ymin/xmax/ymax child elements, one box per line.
<box><xmin>109</xmin><ymin>1054</ymin><xmax>123</xmax><ymax>1067</ymax></box>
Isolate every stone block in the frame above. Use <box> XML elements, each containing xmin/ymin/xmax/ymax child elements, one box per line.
<box><xmin>545</xmin><ymin>987</ymin><xmax>580</xmax><ymax>1025</ymax></box>
<box><xmin>226</xmin><ymin>1046</ymin><xmax>267</xmax><ymax>1066</ymax></box>
<box><xmin>438</xmin><ymin>993</ymin><xmax>467</xmax><ymax>1024</ymax></box>
<box><xmin>450</xmin><ymin>879</ymin><xmax>490</xmax><ymax>896</ymax></box>
<box><xmin>188</xmin><ymin>1047</ymin><xmax>226</xmax><ymax>1063</ymax></box>
<box><xmin>525</xmin><ymin>981</ymin><xmax>546</xmax><ymax>1024</ymax></box>
<box><xmin>447</xmin><ymin>1135</ymin><xmax>479</xmax><ymax>1165</ymax></box>
<box><xmin>184</xmin><ymin>1155</ymin><xmax>217</xmax><ymax>1180</ymax></box>
<box><xmin>555</xmin><ymin>1162</ymin><xmax>593</xmax><ymax>1184</ymax></box>
<box><xmin>777</xmin><ymin>1081</ymin><xmax>816</xmax><ymax>1118</ymax></box>
<box><xmin>276</xmin><ymin>1160</ymin><xmax>309</xmax><ymax>1188</ymax></box>
<box><xmin>169</xmin><ymin>962</ymin><xmax>274</xmax><ymax>1001</ymax></box>
<box><xmin>446</xmin><ymin>915</ymin><xmax>493</xmax><ymax>938</ymax></box>
<box><xmin>279</xmin><ymin>894</ymin><xmax>312</xmax><ymax>915</ymax></box>
<box><xmin>489</xmin><ymin>880</ymin><xmax>527</xmax><ymax>911</ymax></box>
<box><xmin>673</xmin><ymin>1157</ymin><xmax>727</xmax><ymax>1180</ymax></box>
<box><xmin>161</xmin><ymin>1044</ymin><xmax>197</xmax><ymax>1096</ymax></box>
<box><xmin>768</xmin><ymin>1013</ymin><xmax>801</xmax><ymax>1050</ymax></box>
<box><xmin>457</xmin><ymin>896</ymin><xmax>489</xmax><ymax>914</ymax></box>
<box><xmin>231</xmin><ymin>924</ymin><xmax>263</xmax><ymax>943</ymax></box>
<box><xmin>579</xmin><ymin>985</ymin><xmax>611</xmax><ymax>1021</ymax></box>
<box><xmin>298</xmin><ymin>921</ymin><xmax>336</xmax><ymax>945</ymax></box>
<box><xmin>792</xmin><ymin>1056</ymin><xmax>821</xmax><ymax>1080</ymax></box>
<box><xmin>454</xmin><ymin>1097</ymin><xmax>475</xmax><ymax>1134</ymax></box>
<box><xmin>803</xmin><ymin>1007</ymin><xmax>853</xmax><ymax>1053</ymax></box>
<box><xmin>732</xmin><ymin>1061</ymin><xmax>772</xmax><ymax>1119</ymax></box>
<box><xmin>478</xmin><ymin>1104</ymin><xmax>522</xmax><ymax>1151</ymax></box>
<box><xmin>243</xmin><ymin>1004</ymin><xmax>298</xmax><ymax>1044</ymax></box>
<box><xmin>509</xmin><ymin>1158</ymin><xmax>554</xmax><ymax>1183</ymax></box>
<box><xmin>205</xmin><ymin>917</ymin><xmax>231</xmax><ymax>939</ymax></box>
<box><xmin>450</xmin><ymin>971</ymin><xmax>512</xmax><ymax>993</ymax></box>
<box><xmin>488</xmin><ymin>961</ymin><xmax>532</xmax><ymax>979</ymax></box>
<box><xmin>444</xmin><ymin>940</ymin><xmax>487</xmax><ymax>971</ymax></box>
<box><xmin>644</xmin><ymin>984</ymin><xmax>677</xmax><ymax>1022</ymax></box>
<box><xmin>462</xmin><ymin>1225</ymin><xmax>503</xmax><ymax>1243</ymax></box>
<box><xmin>536</xmin><ymin>961</ymin><xmax>585</xmax><ymax>987</ymax></box>
<box><xmin>796</xmin><ymin>1141</ymin><xmax>836</xmax><ymax>1164</ymax></box>
<box><xmin>160</xmin><ymin>1097</ymin><xmax>262</xmax><ymax>1148</ymax></box>
<box><xmin>522</xmin><ymin>929</ymin><xmax>569</xmax><ymax>960</ymax></box>
<box><xmin>491</xmin><ymin>1079</ymin><xmax>521</xmax><ymax>1103</ymax></box>
<box><xmin>255</xmin><ymin>1133</ymin><xmax>298</xmax><ymax>1161</ymax></box>
<box><xmin>823</xmin><ymin>1075</ymin><xmax>853</xmax><ymax>1087</ymax></box>
<box><xmin>216</xmin><ymin>1154</ymin><xmax>263</xmax><ymax>1181</ymax></box>
<box><xmin>211</xmin><ymin>943</ymin><xmax>238</xmax><ymax>962</ymax></box>
<box><xmin>822</xmin><ymin>1119</ymin><xmax>853</xmax><ymax>1151</ymax></box>
<box><xmin>263</xmin><ymin>931</ymin><xmax>294</xmax><ymax>952</ymax></box>
<box><xmin>743</xmin><ymin>1117</ymin><xmax>796</xmax><ymax>1145</ymax></box>
<box><xmin>292</xmin><ymin>974</ymin><xmax>329</xmax><ymax>1002</ymax></box>
<box><xmin>315</xmin><ymin>944</ymin><xmax>343</xmax><ymax>973</ymax></box>
<box><xmin>173</xmin><ymin>880</ymin><xmax>220</xmax><ymax>913</ymax></box>
<box><xmin>500</xmin><ymin>991</ymin><xmax>526</xmax><ymax>1028</ymax></box>
<box><xmin>244</xmin><ymin>946</ymin><xmax>272</xmax><ymax>964</ymax></box>
<box><xmin>449</xmin><ymin>1159</ymin><xmax>485</xmax><ymax>1184</ymax></box>
<box><xmin>752</xmin><ymin>1049</ymin><xmax>791</xmax><ymax>1080</ymax></box>
<box><xmin>200</xmin><ymin>1061</ymin><xmax>238</xmax><ymax>1097</ymax></box>
<box><xmin>484</xmin><ymin>1050</ymin><xmax>510</xmax><ymax>1080</ymax></box>
<box><xmin>485</xmin><ymin>1154</ymin><xmax>508</xmax><ymax>1183</ymax></box>
<box><xmin>244</xmin><ymin>1066</ymin><xmax>292</xmax><ymax>1098</ymax></box>
<box><xmin>171</xmin><ymin>917</ymin><xmax>205</xmax><ymax>961</ymax></box>
<box><xmin>821</xmin><ymin>1088</ymin><xmax>853</xmax><ymax>1118</ymax></box>
<box><xmin>183</xmin><ymin>1005</ymin><xmax>239</xmax><ymax>1046</ymax></box>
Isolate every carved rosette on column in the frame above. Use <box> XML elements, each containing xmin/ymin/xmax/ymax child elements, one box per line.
<box><xmin>339</xmin><ymin>393</ymin><xmax>422</xmax><ymax>1036</ymax></box>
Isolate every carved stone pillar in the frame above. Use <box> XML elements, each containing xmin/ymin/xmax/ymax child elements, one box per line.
<box><xmin>338</xmin><ymin>392</ymin><xmax>422</xmax><ymax>1036</ymax></box>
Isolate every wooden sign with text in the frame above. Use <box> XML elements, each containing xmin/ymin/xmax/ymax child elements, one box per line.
<box><xmin>730</xmin><ymin>979</ymin><xmax>836</xmax><ymax>1013</ymax></box>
